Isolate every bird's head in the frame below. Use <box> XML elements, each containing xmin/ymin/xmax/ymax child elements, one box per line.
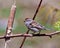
<box><xmin>24</xmin><ymin>18</ymin><xmax>32</xmax><ymax>22</ymax></box>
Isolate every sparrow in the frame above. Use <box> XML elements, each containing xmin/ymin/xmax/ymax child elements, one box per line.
<box><xmin>24</xmin><ymin>18</ymin><xmax>49</xmax><ymax>34</ymax></box>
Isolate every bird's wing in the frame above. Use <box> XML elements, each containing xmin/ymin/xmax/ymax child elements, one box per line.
<box><xmin>30</xmin><ymin>21</ymin><xmax>43</xmax><ymax>29</ymax></box>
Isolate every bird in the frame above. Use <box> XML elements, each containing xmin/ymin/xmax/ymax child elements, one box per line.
<box><xmin>24</xmin><ymin>18</ymin><xmax>49</xmax><ymax>34</ymax></box>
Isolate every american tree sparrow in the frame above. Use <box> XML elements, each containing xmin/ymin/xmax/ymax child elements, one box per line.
<box><xmin>24</xmin><ymin>18</ymin><xmax>49</xmax><ymax>34</ymax></box>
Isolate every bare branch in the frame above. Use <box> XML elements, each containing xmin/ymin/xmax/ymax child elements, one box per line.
<box><xmin>19</xmin><ymin>30</ymin><xmax>30</xmax><ymax>48</ymax></box>
<box><xmin>0</xmin><ymin>31</ymin><xmax>60</xmax><ymax>39</ymax></box>
<box><xmin>0</xmin><ymin>34</ymin><xmax>50</xmax><ymax>39</ymax></box>
<box><xmin>33</xmin><ymin>0</ymin><xmax>42</xmax><ymax>20</ymax></box>
<box><xmin>46</xmin><ymin>31</ymin><xmax>60</xmax><ymax>35</ymax></box>
<box><xmin>5</xmin><ymin>2</ymin><xmax>16</xmax><ymax>41</ymax></box>
<box><xmin>4</xmin><ymin>2</ymin><xmax>16</xmax><ymax>48</ymax></box>
<box><xmin>5</xmin><ymin>3</ymin><xmax>16</xmax><ymax>36</ymax></box>
<box><xmin>20</xmin><ymin>0</ymin><xmax>43</xmax><ymax>48</ymax></box>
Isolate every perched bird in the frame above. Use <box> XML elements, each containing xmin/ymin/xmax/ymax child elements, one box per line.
<box><xmin>24</xmin><ymin>18</ymin><xmax>49</xmax><ymax>34</ymax></box>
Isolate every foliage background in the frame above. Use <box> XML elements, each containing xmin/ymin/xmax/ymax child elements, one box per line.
<box><xmin>0</xmin><ymin>0</ymin><xmax>60</xmax><ymax>48</ymax></box>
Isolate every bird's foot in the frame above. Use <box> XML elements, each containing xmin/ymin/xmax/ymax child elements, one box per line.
<box><xmin>49</xmin><ymin>35</ymin><xmax>52</xmax><ymax>38</ymax></box>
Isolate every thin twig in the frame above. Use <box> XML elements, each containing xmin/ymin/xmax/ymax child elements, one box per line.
<box><xmin>19</xmin><ymin>0</ymin><xmax>43</xmax><ymax>48</ymax></box>
<box><xmin>20</xmin><ymin>30</ymin><xmax>30</xmax><ymax>48</ymax></box>
<box><xmin>0</xmin><ymin>31</ymin><xmax>60</xmax><ymax>39</ymax></box>
<box><xmin>33</xmin><ymin>0</ymin><xmax>42</xmax><ymax>20</ymax></box>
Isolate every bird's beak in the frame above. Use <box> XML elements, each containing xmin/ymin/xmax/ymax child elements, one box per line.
<box><xmin>24</xmin><ymin>21</ymin><xmax>25</xmax><ymax>22</ymax></box>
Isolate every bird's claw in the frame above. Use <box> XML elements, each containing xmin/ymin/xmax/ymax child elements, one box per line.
<box><xmin>49</xmin><ymin>35</ymin><xmax>52</xmax><ymax>38</ymax></box>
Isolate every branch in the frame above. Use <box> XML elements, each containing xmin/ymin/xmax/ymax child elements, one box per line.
<box><xmin>45</xmin><ymin>31</ymin><xmax>60</xmax><ymax>36</ymax></box>
<box><xmin>0</xmin><ymin>34</ymin><xmax>50</xmax><ymax>39</ymax></box>
<box><xmin>20</xmin><ymin>0</ymin><xmax>43</xmax><ymax>48</ymax></box>
<box><xmin>0</xmin><ymin>31</ymin><xmax>60</xmax><ymax>39</ymax></box>
<box><xmin>33</xmin><ymin>0</ymin><xmax>42</xmax><ymax>20</ymax></box>
<box><xmin>4</xmin><ymin>2</ymin><xmax>16</xmax><ymax>48</ymax></box>
<box><xmin>5</xmin><ymin>2</ymin><xmax>16</xmax><ymax>41</ymax></box>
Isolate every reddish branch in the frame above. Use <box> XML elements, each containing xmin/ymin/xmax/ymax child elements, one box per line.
<box><xmin>33</xmin><ymin>0</ymin><xmax>42</xmax><ymax>20</ymax></box>
<box><xmin>5</xmin><ymin>3</ymin><xmax>16</xmax><ymax>41</ymax></box>
<box><xmin>20</xmin><ymin>0</ymin><xmax>44</xmax><ymax>48</ymax></box>
<box><xmin>19</xmin><ymin>30</ymin><xmax>30</xmax><ymax>48</ymax></box>
<box><xmin>0</xmin><ymin>31</ymin><xmax>60</xmax><ymax>39</ymax></box>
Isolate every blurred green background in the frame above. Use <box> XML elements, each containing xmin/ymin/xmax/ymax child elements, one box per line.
<box><xmin>0</xmin><ymin>0</ymin><xmax>60</xmax><ymax>48</ymax></box>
